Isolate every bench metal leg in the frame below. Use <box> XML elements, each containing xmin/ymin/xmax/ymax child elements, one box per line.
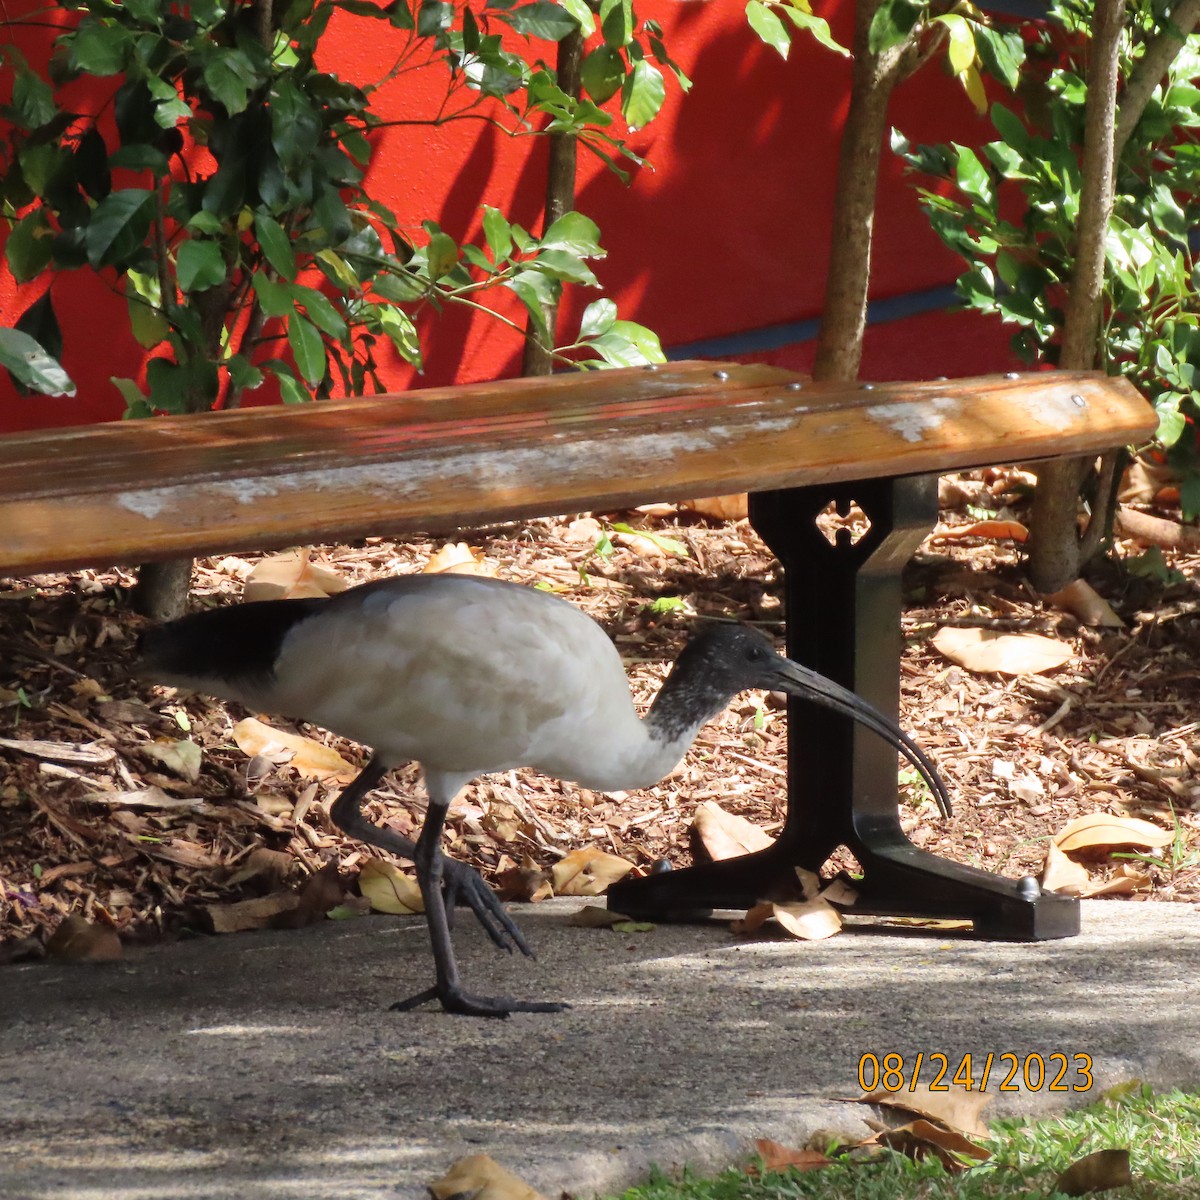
<box><xmin>607</xmin><ymin>475</ymin><xmax>1079</xmax><ymax>941</ymax></box>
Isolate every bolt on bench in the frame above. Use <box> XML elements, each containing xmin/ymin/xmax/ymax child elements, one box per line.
<box><xmin>0</xmin><ymin>361</ymin><xmax>1156</xmax><ymax>940</ymax></box>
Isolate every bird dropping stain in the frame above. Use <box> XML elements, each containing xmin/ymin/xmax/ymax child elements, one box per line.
<box><xmin>866</xmin><ymin>397</ymin><xmax>959</xmax><ymax>443</ymax></box>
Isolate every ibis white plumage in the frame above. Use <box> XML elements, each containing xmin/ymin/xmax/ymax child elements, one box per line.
<box><xmin>139</xmin><ymin>573</ymin><xmax>951</xmax><ymax>1017</ymax></box>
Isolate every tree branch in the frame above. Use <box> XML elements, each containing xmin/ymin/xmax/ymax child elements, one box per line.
<box><xmin>1113</xmin><ymin>0</ymin><xmax>1200</xmax><ymax>159</ymax></box>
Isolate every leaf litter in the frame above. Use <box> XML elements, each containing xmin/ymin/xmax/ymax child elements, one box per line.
<box><xmin>2</xmin><ymin>476</ymin><xmax>1200</xmax><ymax>959</ymax></box>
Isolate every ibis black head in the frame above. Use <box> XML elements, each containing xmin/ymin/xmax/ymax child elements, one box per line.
<box><xmin>669</xmin><ymin>623</ymin><xmax>952</xmax><ymax>818</ymax></box>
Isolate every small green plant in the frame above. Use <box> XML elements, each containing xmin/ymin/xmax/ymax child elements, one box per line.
<box><xmin>895</xmin><ymin>0</ymin><xmax>1200</xmax><ymax>520</ymax></box>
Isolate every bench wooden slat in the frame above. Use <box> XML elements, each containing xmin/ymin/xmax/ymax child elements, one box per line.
<box><xmin>0</xmin><ymin>362</ymin><xmax>1155</xmax><ymax>575</ymax></box>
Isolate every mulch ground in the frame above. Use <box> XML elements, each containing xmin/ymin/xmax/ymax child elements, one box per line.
<box><xmin>2</xmin><ymin>471</ymin><xmax>1198</xmax><ymax>957</ymax></box>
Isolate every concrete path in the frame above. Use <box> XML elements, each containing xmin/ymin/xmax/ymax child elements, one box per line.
<box><xmin>1</xmin><ymin>898</ymin><xmax>1198</xmax><ymax>1199</ymax></box>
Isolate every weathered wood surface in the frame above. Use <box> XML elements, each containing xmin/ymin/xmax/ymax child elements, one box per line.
<box><xmin>0</xmin><ymin>361</ymin><xmax>1155</xmax><ymax>574</ymax></box>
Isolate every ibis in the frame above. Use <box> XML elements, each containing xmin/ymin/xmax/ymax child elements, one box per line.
<box><xmin>139</xmin><ymin>573</ymin><xmax>951</xmax><ymax>1018</ymax></box>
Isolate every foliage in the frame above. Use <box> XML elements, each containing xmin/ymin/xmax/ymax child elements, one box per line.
<box><xmin>0</xmin><ymin>0</ymin><xmax>680</xmax><ymax>413</ymax></box>
<box><xmin>894</xmin><ymin>0</ymin><xmax>1200</xmax><ymax>515</ymax></box>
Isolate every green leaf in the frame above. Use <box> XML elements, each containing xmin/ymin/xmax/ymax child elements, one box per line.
<box><xmin>481</xmin><ymin>207</ymin><xmax>513</xmax><ymax>262</ymax></box>
<box><xmin>746</xmin><ymin>1</ymin><xmax>791</xmax><ymax>60</ymax></box>
<box><xmin>85</xmin><ymin>189</ymin><xmax>155</xmax><ymax>268</ymax></box>
<box><xmin>375</xmin><ymin>305</ymin><xmax>422</xmax><ymax>367</ymax></box>
<box><xmin>288</xmin><ymin>314</ymin><xmax>326</xmax><ymax>384</ymax></box>
<box><xmin>868</xmin><ymin>0</ymin><xmax>921</xmax><ymax>56</ymax></box>
<box><xmin>290</xmin><ymin>283</ymin><xmax>348</xmax><ymax>340</ymax></box>
<box><xmin>70</xmin><ymin>22</ymin><xmax>130</xmax><ymax>75</ymax></box>
<box><xmin>176</xmin><ymin>240</ymin><xmax>227</xmax><ymax>292</ymax></box>
<box><xmin>504</xmin><ymin>269</ymin><xmax>560</xmax><ymax>342</ymax></box>
<box><xmin>579</xmin><ymin>298</ymin><xmax>616</xmax><ymax>339</ymax></box>
<box><xmin>252</xmin><ymin>270</ymin><xmax>295</xmax><ymax>318</ymax></box>
<box><xmin>111</xmin><ymin>376</ymin><xmax>151</xmax><ymax>419</ymax></box>
<box><xmin>973</xmin><ymin>23</ymin><xmax>1023</xmax><ymax>90</ymax></box>
<box><xmin>540</xmin><ymin>211</ymin><xmax>603</xmax><ymax>256</ymax></box>
<box><xmin>226</xmin><ymin>354</ymin><xmax>264</xmax><ymax>393</ymax></box>
<box><xmin>255</xmin><ymin>212</ymin><xmax>297</xmax><ymax>281</ymax></box>
<box><xmin>580</xmin><ymin>45</ymin><xmax>625</xmax><ymax>106</ymax></box>
<box><xmin>10</xmin><ymin>62</ymin><xmax>57</xmax><ymax>130</ymax></box>
<box><xmin>932</xmin><ymin>13</ymin><xmax>975</xmax><ymax>77</ymax></box>
<box><xmin>530</xmin><ymin>248</ymin><xmax>598</xmax><ymax>286</ymax></box>
<box><xmin>0</xmin><ymin>327</ymin><xmax>75</xmax><ymax>396</ymax></box>
<box><xmin>1154</xmin><ymin>394</ymin><xmax>1186</xmax><ymax>446</ymax></box>
<box><xmin>5</xmin><ymin>209</ymin><xmax>53</xmax><ymax>283</ymax></box>
<box><xmin>425</xmin><ymin>230</ymin><xmax>459</xmax><ymax>279</ymax></box>
<box><xmin>621</xmin><ymin>59</ymin><xmax>665</xmax><ymax>131</ymax></box>
<box><xmin>125</xmin><ymin>269</ymin><xmax>170</xmax><ymax>348</ymax></box>
<box><xmin>504</xmin><ymin>1</ymin><xmax>579</xmax><ymax>41</ymax></box>
<box><xmin>953</xmin><ymin>145</ymin><xmax>992</xmax><ymax>206</ymax></box>
<box><xmin>203</xmin><ymin>49</ymin><xmax>260</xmax><ymax>116</ymax></box>
<box><xmin>558</xmin><ymin>0</ymin><xmax>595</xmax><ymax>35</ymax></box>
<box><xmin>779</xmin><ymin>5</ymin><xmax>849</xmax><ymax>57</ymax></box>
<box><xmin>599</xmin><ymin>0</ymin><xmax>632</xmax><ymax>48</ymax></box>
<box><xmin>586</xmin><ymin>320</ymin><xmax>664</xmax><ymax>366</ymax></box>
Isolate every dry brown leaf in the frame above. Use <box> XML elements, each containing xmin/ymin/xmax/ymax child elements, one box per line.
<box><xmin>931</xmin><ymin>627</ymin><xmax>1073</xmax><ymax>676</ymax></box>
<box><xmin>934</xmin><ymin>519</ymin><xmax>1029</xmax><ymax>543</ymax></box>
<box><xmin>682</xmin><ymin>494</ymin><xmax>749</xmax><ymax>522</ymax></box>
<box><xmin>872</xmin><ymin>1118</ymin><xmax>991</xmax><ymax>1172</ymax></box>
<box><xmin>1041</xmin><ymin>840</ymin><xmax>1092</xmax><ymax>896</ymax></box>
<box><xmin>1053</xmin><ymin>812</ymin><xmax>1173</xmax><ymax>857</ymax></box>
<box><xmin>358</xmin><ymin>859</ymin><xmax>423</xmax><ymax>914</ymax></box>
<box><xmin>819</xmin><ymin>877</ymin><xmax>859</xmax><ymax>907</ymax></box>
<box><xmin>1043</xmin><ymin>579</ymin><xmax>1123</xmax><ymax>628</ymax></box>
<box><xmin>691</xmin><ymin>800</ymin><xmax>773</xmax><ymax>862</ymax></box>
<box><xmin>232</xmin><ymin>717</ymin><xmax>354</xmax><ymax>779</ymax></box>
<box><xmin>494</xmin><ymin>861</ymin><xmax>553</xmax><ymax>903</ymax></box>
<box><xmin>142</xmin><ymin>738</ymin><xmax>202</xmax><ymax>782</ymax></box>
<box><xmin>226</xmin><ymin>847</ymin><xmax>295</xmax><ymax>887</ymax></box>
<box><xmin>550</xmin><ymin>847</ymin><xmax>634</xmax><ymax>896</ymax></box>
<box><xmin>858</xmin><ymin>1083</ymin><xmax>992</xmax><ymax>1139</ymax></box>
<box><xmin>568</xmin><ymin>904</ymin><xmax>633</xmax><ymax>928</ymax></box>
<box><xmin>205</xmin><ymin>892</ymin><xmax>302</xmax><ymax>934</ymax></box>
<box><xmin>1079</xmin><ymin>863</ymin><xmax>1153</xmax><ymax>898</ymax></box>
<box><xmin>424</xmin><ymin>542</ymin><xmax>495</xmax><ymax>576</ymax></box>
<box><xmin>1055</xmin><ymin>1148</ymin><xmax>1133</xmax><ymax>1196</ymax></box>
<box><xmin>428</xmin><ymin>1155</ymin><xmax>547</xmax><ymax>1200</ymax></box>
<box><xmin>795</xmin><ymin>867</ymin><xmax>822</xmax><ymax>900</ymax></box>
<box><xmin>733</xmin><ymin>897</ymin><xmax>841</xmax><ymax>940</ymax></box>
<box><xmin>45</xmin><ymin>914</ymin><xmax>122</xmax><ymax>962</ymax></box>
<box><xmin>272</xmin><ymin>862</ymin><xmax>347</xmax><ymax>928</ymax></box>
<box><xmin>244</xmin><ymin>548</ymin><xmax>347</xmax><ymax>602</ymax></box>
<box><xmin>751</xmin><ymin>1137</ymin><xmax>831</xmax><ymax>1173</ymax></box>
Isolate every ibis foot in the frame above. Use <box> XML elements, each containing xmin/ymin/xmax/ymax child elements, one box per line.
<box><xmin>390</xmin><ymin>985</ymin><xmax>569</xmax><ymax>1018</ymax></box>
<box><xmin>442</xmin><ymin>860</ymin><xmax>534</xmax><ymax>958</ymax></box>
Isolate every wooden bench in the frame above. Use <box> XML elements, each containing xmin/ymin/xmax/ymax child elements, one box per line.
<box><xmin>0</xmin><ymin>361</ymin><xmax>1156</xmax><ymax>939</ymax></box>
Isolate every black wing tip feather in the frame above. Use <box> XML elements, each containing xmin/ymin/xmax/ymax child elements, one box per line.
<box><xmin>138</xmin><ymin>597</ymin><xmax>327</xmax><ymax>688</ymax></box>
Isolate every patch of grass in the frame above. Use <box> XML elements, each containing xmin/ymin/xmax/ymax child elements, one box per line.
<box><xmin>608</xmin><ymin>1088</ymin><xmax>1199</xmax><ymax>1200</ymax></box>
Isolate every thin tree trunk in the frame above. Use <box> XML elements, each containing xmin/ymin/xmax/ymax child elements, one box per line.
<box><xmin>813</xmin><ymin>1</ymin><xmax>928</xmax><ymax>382</ymax></box>
<box><xmin>523</xmin><ymin>30</ymin><xmax>583</xmax><ymax>377</ymax></box>
<box><xmin>1028</xmin><ymin>0</ymin><xmax>1127</xmax><ymax>593</ymax></box>
<box><xmin>133</xmin><ymin>559</ymin><xmax>194</xmax><ymax>619</ymax></box>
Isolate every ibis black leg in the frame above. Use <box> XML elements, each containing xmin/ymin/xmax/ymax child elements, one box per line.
<box><xmin>391</xmin><ymin>794</ymin><xmax>568</xmax><ymax>1018</ymax></box>
<box><xmin>608</xmin><ymin>475</ymin><xmax>1079</xmax><ymax>941</ymax></box>
<box><xmin>329</xmin><ymin>757</ymin><xmax>535</xmax><ymax>956</ymax></box>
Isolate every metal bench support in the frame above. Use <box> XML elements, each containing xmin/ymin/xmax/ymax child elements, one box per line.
<box><xmin>608</xmin><ymin>473</ymin><xmax>1080</xmax><ymax>941</ymax></box>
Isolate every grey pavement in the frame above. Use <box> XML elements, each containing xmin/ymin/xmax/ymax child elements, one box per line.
<box><xmin>1</xmin><ymin>897</ymin><xmax>1198</xmax><ymax>1200</ymax></box>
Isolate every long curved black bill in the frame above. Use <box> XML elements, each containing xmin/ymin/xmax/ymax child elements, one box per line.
<box><xmin>769</xmin><ymin>656</ymin><xmax>953</xmax><ymax>818</ymax></box>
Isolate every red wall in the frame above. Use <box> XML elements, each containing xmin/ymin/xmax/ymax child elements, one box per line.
<box><xmin>0</xmin><ymin>0</ymin><xmax>1020</xmax><ymax>433</ymax></box>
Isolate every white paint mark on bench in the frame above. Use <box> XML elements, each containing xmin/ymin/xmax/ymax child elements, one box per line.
<box><xmin>866</xmin><ymin>397</ymin><xmax>959</xmax><ymax>443</ymax></box>
<box><xmin>113</xmin><ymin>430</ymin><xmax>726</xmax><ymax>518</ymax></box>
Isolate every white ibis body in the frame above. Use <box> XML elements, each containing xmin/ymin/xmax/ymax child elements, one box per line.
<box><xmin>139</xmin><ymin>574</ymin><xmax>951</xmax><ymax>1017</ymax></box>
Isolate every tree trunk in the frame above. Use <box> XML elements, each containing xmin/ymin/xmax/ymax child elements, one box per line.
<box><xmin>813</xmin><ymin>0</ymin><xmax>923</xmax><ymax>382</ymax></box>
<box><xmin>133</xmin><ymin>558</ymin><xmax>194</xmax><ymax>620</ymax></box>
<box><xmin>1027</xmin><ymin>0</ymin><xmax>1127</xmax><ymax>593</ymax></box>
<box><xmin>522</xmin><ymin>30</ymin><xmax>583</xmax><ymax>377</ymax></box>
